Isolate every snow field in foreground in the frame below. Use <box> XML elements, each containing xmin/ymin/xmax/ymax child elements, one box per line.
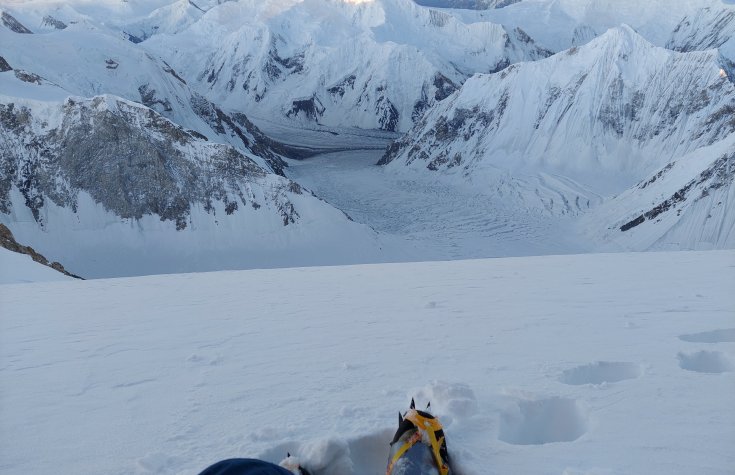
<box><xmin>1</xmin><ymin>251</ymin><xmax>734</xmax><ymax>474</ymax></box>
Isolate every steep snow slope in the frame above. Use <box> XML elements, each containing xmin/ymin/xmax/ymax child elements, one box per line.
<box><xmin>0</xmin><ymin>18</ymin><xmax>289</xmax><ymax>174</ymax></box>
<box><xmin>0</xmin><ymin>72</ymin><xmax>388</xmax><ymax>278</ymax></box>
<box><xmin>1</xmin><ymin>251</ymin><xmax>733</xmax><ymax>474</ymax></box>
<box><xmin>147</xmin><ymin>0</ymin><xmax>551</xmax><ymax>132</ymax></box>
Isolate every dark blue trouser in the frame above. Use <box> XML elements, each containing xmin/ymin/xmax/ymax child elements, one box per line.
<box><xmin>198</xmin><ymin>458</ymin><xmax>294</xmax><ymax>475</ymax></box>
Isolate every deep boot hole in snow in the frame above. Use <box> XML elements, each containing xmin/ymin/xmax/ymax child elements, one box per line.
<box><xmin>677</xmin><ymin>351</ymin><xmax>735</xmax><ymax>373</ymax></box>
<box><xmin>499</xmin><ymin>397</ymin><xmax>587</xmax><ymax>445</ymax></box>
<box><xmin>679</xmin><ymin>328</ymin><xmax>735</xmax><ymax>343</ymax></box>
<box><xmin>559</xmin><ymin>361</ymin><xmax>642</xmax><ymax>385</ymax></box>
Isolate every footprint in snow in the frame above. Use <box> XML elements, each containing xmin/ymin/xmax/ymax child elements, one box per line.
<box><xmin>677</xmin><ymin>350</ymin><xmax>735</xmax><ymax>374</ymax></box>
<box><xmin>559</xmin><ymin>362</ymin><xmax>642</xmax><ymax>386</ymax></box>
<box><xmin>678</xmin><ymin>328</ymin><xmax>735</xmax><ymax>343</ymax></box>
<box><xmin>499</xmin><ymin>396</ymin><xmax>588</xmax><ymax>445</ymax></box>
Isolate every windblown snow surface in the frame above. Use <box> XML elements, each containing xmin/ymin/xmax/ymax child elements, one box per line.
<box><xmin>2</xmin><ymin>251</ymin><xmax>734</xmax><ymax>475</ymax></box>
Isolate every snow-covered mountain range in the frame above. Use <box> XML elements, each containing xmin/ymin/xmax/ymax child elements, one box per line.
<box><xmin>0</xmin><ymin>10</ymin><xmax>388</xmax><ymax>278</ymax></box>
<box><xmin>379</xmin><ymin>25</ymin><xmax>735</xmax><ymax>249</ymax></box>
<box><xmin>0</xmin><ymin>12</ymin><xmax>290</xmax><ymax>174</ymax></box>
<box><xmin>448</xmin><ymin>0</ymin><xmax>735</xmax><ymax>54</ymax></box>
<box><xmin>1</xmin><ymin>0</ymin><xmax>734</xmax><ymax>277</ymax></box>
<box><xmin>144</xmin><ymin>0</ymin><xmax>552</xmax><ymax>132</ymax></box>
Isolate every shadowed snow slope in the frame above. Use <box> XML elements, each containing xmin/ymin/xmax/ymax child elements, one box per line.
<box><xmin>1</xmin><ymin>251</ymin><xmax>733</xmax><ymax>474</ymax></box>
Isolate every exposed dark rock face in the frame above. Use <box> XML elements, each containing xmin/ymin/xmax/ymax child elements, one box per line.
<box><xmin>189</xmin><ymin>93</ymin><xmax>288</xmax><ymax>174</ymax></box>
<box><xmin>287</xmin><ymin>95</ymin><xmax>325</xmax><ymax>122</ymax></box>
<box><xmin>375</xmin><ymin>87</ymin><xmax>400</xmax><ymax>132</ymax></box>
<box><xmin>264</xmin><ymin>38</ymin><xmax>305</xmax><ymax>81</ymax></box>
<box><xmin>123</xmin><ymin>31</ymin><xmax>145</xmax><ymax>44</ymax></box>
<box><xmin>513</xmin><ymin>28</ymin><xmax>554</xmax><ymax>58</ymax></box>
<box><xmin>433</xmin><ymin>73</ymin><xmax>458</xmax><ymax>101</ymax></box>
<box><xmin>0</xmin><ymin>223</ymin><xmax>82</xmax><ymax>279</ymax></box>
<box><xmin>14</xmin><ymin>70</ymin><xmax>42</xmax><ymax>84</ymax></box>
<box><xmin>378</xmin><ymin>93</ymin><xmax>506</xmax><ymax>167</ymax></box>
<box><xmin>327</xmin><ymin>75</ymin><xmax>356</xmax><ymax>98</ymax></box>
<box><xmin>162</xmin><ymin>61</ymin><xmax>187</xmax><ymax>85</ymax></box>
<box><xmin>0</xmin><ymin>56</ymin><xmax>12</xmax><ymax>72</ymax></box>
<box><xmin>620</xmin><ymin>152</ymin><xmax>734</xmax><ymax>232</ymax></box>
<box><xmin>42</xmin><ymin>15</ymin><xmax>67</xmax><ymax>30</ymax></box>
<box><xmin>138</xmin><ymin>84</ymin><xmax>173</xmax><ymax>112</ymax></box>
<box><xmin>2</xmin><ymin>11</ymin><xmax>32</xmax><ymax>34</ymax></box>
<box><xmin>411</xmin><ymin>73</ymin><xmax>460</xmax><ymax>123</ymax></box>
<box><xmin>0</xmin><ymin>96</ymin><xmax>303</xmax><ymax>231</ymax></box>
